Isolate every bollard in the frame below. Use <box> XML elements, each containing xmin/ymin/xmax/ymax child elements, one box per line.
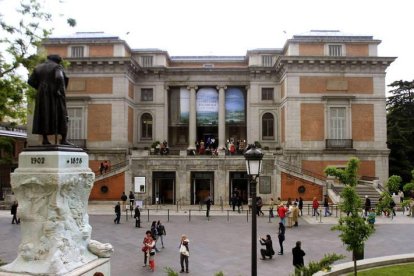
<box><xmin>147</xmin><ymin>209</ymin><xmax>150</xmax><ymax>222</ymax></box>
<box><xmin>268</xmin><ymin>210</ymin><xmax>271</xmax><ymax>223</ymax></box>
<box><xmin>319</xmin><ymin>207</ymin><xmax>323</xmax><ymax>223</ymax></box>
<box><xmin>167</xmin><ymin>209</ymin><xmax>170</xmax><ymax>222</ymax></box>
<box><xmin>189</xmin><ymin>210</ymin><xmax>191</xmax><ymax>222</ymax></box>
<box><xmin>227</xmin><ymin>210</ymin><xmax>229</xmax><ymax>222</ymax></box>
<box><xmin>246</xmin><ymin>209</ymin><xmax>249</xmax><ymax>222</ymax></box>
<box><xmin>307</xmin><ymin>204</ymin><xmax>310</xmax><ymax>215</ymax></box>
<box><xmin>335</xmin><ymin>205</ymin><xmax>338</xmax><ymax>218</ymax></box>
<box><xmin>125</xmin><ymin>209</ymin><xmax>128</xmax><ymax>222</ymax></box>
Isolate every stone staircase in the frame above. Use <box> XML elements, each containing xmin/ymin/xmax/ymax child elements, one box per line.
<box><xmin>332</xmin><ymin>182</ymin><xmax>382</xmax><ymax>207</ymax></box>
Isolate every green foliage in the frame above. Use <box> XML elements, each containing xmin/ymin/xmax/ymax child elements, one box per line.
<box><xmin>0</xmin><ymin>136</ymin><xmax>14</xmax><ymax>164</ymax></box>
<box><xmin>375</xmin><ymin>192</ymin><xmax>392</xmax><ymax>216</ymax></box>
<box><xmin>331</xmin><ymin>184</ymin><xmax>374</xmax><ymax>276</ymax></box>
<box><xmin>214</xmin><ymin>272</ymin><xmax>224</xmax><ymax>276</ymax></box>
<box><xmin>324</xmin><ymin>157</ymin><xmax>360</xmax><ymax>187</ymax></box>
<box><xmin>387</xmin><ymin>80</ymin><xmax>414</xmax><ymax>183</ymax></box>
<box><xmin>403</xmin><ymin>183</ymin><xmax>414</xmax><ymax>195</ymax></box>
<box><xmin>386</xmin><ymin>175</ymin><xmax>402</xmax><ymax>194</ymax></box>
<box><xmin>0</xmin><ymin>0</ymin><xmax>75</xmax><ymax>123</ymax></box>
<box><xmin>0</xmin><ymin>258</ymin><xmax>6</xmax><ymax>266</ymax></box>
<box><xmin>254</xmin><ymin>141</ymin><xmax>262</xmax><ymax>148</ymax></box>
<box><xmin>294</xmin><ymin>253</ymin><xmax>345</xmax><ymax>275</ymax></box>
<box><xmin>164</xmin><ymin>267</ymin><xmax>179</xmax><ymax>276</ymax></box>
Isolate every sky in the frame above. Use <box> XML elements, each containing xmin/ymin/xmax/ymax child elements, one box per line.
<box><xmin>1</xmin><ymin>0</ymin><xmax>413</xmax><ymax>89</ymax></box>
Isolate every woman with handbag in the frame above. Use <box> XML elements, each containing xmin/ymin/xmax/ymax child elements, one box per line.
<box><xmin>179</xmin><ymin>234</ymin><xmax>190</xmax><ymax>273</ymax></box>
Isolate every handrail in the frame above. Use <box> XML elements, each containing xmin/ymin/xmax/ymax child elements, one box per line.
<box><xmin>276</xmin><ymin>159</ymin><xmax>326</xmax><ymax>181</ymax></box>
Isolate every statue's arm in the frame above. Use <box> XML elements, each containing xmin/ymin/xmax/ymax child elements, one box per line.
<box><xmin>55</xmin><ymin>66</ymin><xmax>66</xmax><ymax>97</ymax></box>
<box><xmin>28</xmin><ymin>71</ymin><xmax>39</xmax><ymax>89</ymax></box>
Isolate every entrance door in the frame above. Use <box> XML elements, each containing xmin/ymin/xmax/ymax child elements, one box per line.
<box><xmin>230</xmin><ymin>172</ymin><xmax>249</xmax><ymax>204</ymax></box>
<box><xmin>191</xmin><ymin>172</ymin><xmax>214</xmax><ymax>205</ymax></box>
<box><xmin>153</xmin><ymin>172</ymin><xmax>176</xmax><ymax>204</ymax></box>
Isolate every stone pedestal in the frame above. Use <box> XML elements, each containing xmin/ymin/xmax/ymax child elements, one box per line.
<box><xmin>0</xmin><ymin>147</ymin><xmax>110</xmax><ymax>275</ymax></box>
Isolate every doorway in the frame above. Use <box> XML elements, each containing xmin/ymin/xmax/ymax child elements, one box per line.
<box><xmin>153</xmin><ymin>172</ymin><xmax>176</xmax><ymax>204</ymax></box>
<box><xmin>191</xmin><ymin>172</ymin><xmax>214</xmax><ymax>205</ymax></box>
<box><xmin>229</xmin><ymin>172</ymin><xmax>249</xmax><ymax>204</ymax></box>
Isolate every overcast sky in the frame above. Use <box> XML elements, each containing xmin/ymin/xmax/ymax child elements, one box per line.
<box><xmin>2</xmin><ymin>0</ymin><xmax>412</xmax><ymax>88</ymax></box>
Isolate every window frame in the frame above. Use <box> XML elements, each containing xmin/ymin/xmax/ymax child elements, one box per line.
<box><xmin>67</xmin><ymin>107</ymin><xmax>85</xmax><ymax>139</ymax></box>
<box><xmin>262</xmin><ymin>55</ymin><xmax>273</xmax><ymax>67</ymax></box>
<box><xmin>327</xmin><ymin>44</ymin><xmax>344</xmax><ymax>57</ymax></box>
<box><xmin>328</xmin><ymin>106</ymin><xmax>348</xmax><ymax>139</ymax></box>
<box><xmin>141</xmin><ymin>56</ymin><xmax>153</xmax><ymax>67</ymax></box>
<box><xmin>261</xmin><ymin>87</ymin><xmax>274</xmax><ymax>101</ymax></box>
<box><xmin>141</xmin><ymin>112</ymin><xmax>153</xmax><ymax>140</ymax></box>
<box><xmin>141</xmin><ymin>88</ymin><xmax>154</xmax><ymax>102</ymax></box>
<box><xmin>70</xmin><ymin>45</ymin><xmax>86</xmax><ymax>58</ymax></box>
<box><xmin>261</xmin><ymin>112</ymin><xmax>275</xmax><ymax>140</ymax></box>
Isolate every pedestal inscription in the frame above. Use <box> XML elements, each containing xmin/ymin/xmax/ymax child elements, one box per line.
<box><xmin>0</xmin><ymin>150</ymin><xmax>111</xmax><ymax>275</ymax></box>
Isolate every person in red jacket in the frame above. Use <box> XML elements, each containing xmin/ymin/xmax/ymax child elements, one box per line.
<box><xmin>312</xmin><ymin>197</ymin><xmax>320</xmax><ymax>216</ymax></box>
<box><xmin>277</xmin><ymin>203</ymin><xmax>288</xmax><ymax>225</ymax></box>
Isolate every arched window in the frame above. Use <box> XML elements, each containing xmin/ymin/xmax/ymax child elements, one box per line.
<box><xmin>262</xmin><ymin>113</ymin><xmax>274</xmax><ymax>140</ymax></box>
<box><xmin>141</xmin><ymin>113</ymin><xmax>153</xmax><ymax>139</ymax></box>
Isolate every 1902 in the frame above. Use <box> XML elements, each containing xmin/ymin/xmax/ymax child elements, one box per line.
<box><xmin>31</xmin><ymin>157</ymin><xmax>45</xmax><ymax>164</ymax></box>
<box><xmin>70</xmin><ymin>157</ymin><xmax>83</xmax><ymax>164</ymax></box>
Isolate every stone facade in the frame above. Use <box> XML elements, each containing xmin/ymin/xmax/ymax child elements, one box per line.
<box><xmin>31</xmin><ymin>30</ymin><xmax>395</xmax><ymax>204</ymax></box>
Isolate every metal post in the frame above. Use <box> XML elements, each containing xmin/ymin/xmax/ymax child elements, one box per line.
<box><xmin>251</xmin><ymin>176</ymin><xmax>257</xmax><ymax>276</ymax></box>
<box><xmin>167</xmin><ymin>209</ymin><xmax>170</xmax><ymax>222</ymax></box>
<box><xmin>247</xmin><ymin>209</ymin><xmax>249</xmax><ymax>222</ymax></box>
<box><xmin>189</xmin><ymin>209</ymin><xmax>191</xmax><ymax>222</ymax></box>
<box><xmin>147</xmin><ymin>209</ymin><xmax>149</xmax><ymax>222</ymax></box>
<box><xmin>227</xmin><ymin>210</ymin><xmax>229</xmax><ymax>222</ymax></box>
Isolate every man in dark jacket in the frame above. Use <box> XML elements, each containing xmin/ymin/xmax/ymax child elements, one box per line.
<box><xmin>114</xmin><ymin>202</ymin><xmax>121</xmax><ymax>224</ymax></box>
<box><xmin>134</xmin><ymin>205</ymin><xmax>141</xmax><ymax>228</ymax></box>
<box><xmin>259</xmin><ymin>234</ymin><xmax>275</xmax><ymax>260</ymax></box>
<box><xmin>292</xmin><ymin>241</ymin><xmax>306</xmax><ymax>269</ymax></box>
<box><xmin>28</xmin><ymin>55</ymin><xmax>71</xmax><ymax>145</ymax></box>
<box><xmin>11</xmin><ymin>201</ymin><xmax>19</xmax><ymax>224</ymax></box>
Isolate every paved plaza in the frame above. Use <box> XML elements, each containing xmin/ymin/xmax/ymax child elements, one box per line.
<box><xmin>1</xmin><ymin>205</ymin><xmax>414</xmax><ymax>276</ymax></box>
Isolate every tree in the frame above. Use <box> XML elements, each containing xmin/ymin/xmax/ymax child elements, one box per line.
<box><xmin>0</xmin><ymin>0</ymin><xmax>76</xmax><ymax>123</ymax></box>
<box><xmin>324</xmin><ymin>157</ymin><xmax>360</xmax><ymax>187</ymax></box>
<box><xmin>386</xmin><ymin>175</ymin><xmax>402</xmax><ymax>194</ymax></box>
<box><xmin>294</xmin><ymin>253</ymin><xmax>345</xmax><ymax>275</ymax></box>
<box><xmin>326</xmin><ymin>157</ymin><xmax>375</xmax><ymax>276</ymax></box>
<box><xmin>387</xmin><ymin>80</ymin><xmax>414</xmax><ymax>183</ymax></box>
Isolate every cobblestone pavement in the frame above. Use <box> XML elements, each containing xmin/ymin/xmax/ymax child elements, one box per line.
<box><xmin>0</xmin><ymin>206</ymin><xmax>413</xmax><ymax>276</ymax></box>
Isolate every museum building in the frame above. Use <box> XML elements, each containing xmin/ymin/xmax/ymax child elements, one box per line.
<box><xmin>29</xmin><ymin>30</ymin><xmax>395</xmax><ymax>205</ymax></box>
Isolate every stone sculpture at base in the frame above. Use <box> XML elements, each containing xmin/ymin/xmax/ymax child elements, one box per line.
<box><xmin>0</xmin><ymin>148</ymin><xmax>113</xmax><ymax>275</ymax></box>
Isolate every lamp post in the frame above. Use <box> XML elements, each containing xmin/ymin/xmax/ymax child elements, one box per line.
<box><xmin>244</xmin><ymin>144</ymin><xmax>263</xmax><ymax>276</ymax></box>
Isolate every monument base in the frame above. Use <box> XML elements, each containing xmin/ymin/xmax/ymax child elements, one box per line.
<box><xmin>0</xmin><ymin>258</ymin><xmax>110</xmax><ymax>276</ymax></box>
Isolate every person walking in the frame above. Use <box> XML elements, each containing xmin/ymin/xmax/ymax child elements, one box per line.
<box><xmin>292</xmin><ymin>241</ymin><xmax>306</xmax><ymax>269</ymax></box>
<box><xmin>142</xmin><ymin>230</ymin><xmax>155</xmax><ymax>270</ymax></box>
<box><xmin>298</xmin><ymin>197</ymin><xmax>304</xmax><ymax>217</ymax></box>
<box><xmin>364</xmin><ymin>195</ymin><xmax>371</xmax><ymax>217</ymax></box>
<box><xmin>11</xmin><ymin>201</ymin><xmax>19</xmax><ymax>224</ymax></box>
<box><xmin>312</xmin><ymin>197</ymin><xmax>320</xmax><ymax>217</ymax></box>
<box><xmin>179</xmin><ymin>234</ymin><xmax>190</xmax><ymax>273</ymax></box>
<box><xmin>323</xmin><ymin>195</ymin><xmax>332</xmax><ymax>217</ymax></box>
<box><xmin>134</xmin><ymin>205</ymin><xmax>141</xmax><ymax>228</ymax></box>
<box><xmin>259</xmin><ymin>234</ymin><xmax>275</xmax><ymax>260</ymax></box>
<box><xmin>256</xmin><ymin>197</ymin><xmax>264</xmax><ymax>216</ymax></box>
<box><xmin>157</xmin><ymin>220</ymin><xmax>166</xmax><ymax>248</ymax></box>
<box><xmin>114</xmin><ymin>202</ymin><xmax>121</xmax><ymax>224</ymax></box>
<box><xmin>268</xmin><ymin>197</ymin><xmax>275</xmax><ymax>218</ymax></box>
<box><xmin>205</xmin><ymin>195</ymin><xmax>213</xmax><ymax>217</ymax></box>
<box><xmin>129</xmin><ymin>191</ymin><xmax>135</xmax><ymax>211</ymax></box>
<box><xmin>292</xmin><ymin>202</ymin><xmax>299</xmax><ymax>227</ymax></box>
<box><xmin>278</xmin><ymin>222</ymin><xmax>285</xmax><ymax>255</ymax></box>
<box><xmin>151</xmin><ymin>221</ymin><xmax>160</xmax><ymax>252</ymax></box>
<box><xmin>277</xmin><ymin>203</ymin><xmax>288</xmax><ymax>225</ymax></box>
<box><xmin>120</xmin><ymin>192</ymin><xmax>127</xmax><ymax>211</ymax></box>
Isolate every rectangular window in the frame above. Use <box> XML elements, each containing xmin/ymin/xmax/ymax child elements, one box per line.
<box><xmin>262</xmin><ymin>55</ymin><xmax>273</xmax><ymax>67</ymax></box>
<box><xmin>261</xmin><ymin>88</ymin><xmax>274</xmax><ymax>100</ymax></box>
<box><xmin>67</xmin><ymin>108</ymin><xmax>83</xmax><ymax>139</ymax></box>
<box><xmin>141</xmin><ymin>56</ymin><xmax>153</xmax><ymax>67</ymax></box>
<box><xmin>71</xmin><ymin>46</ymin><xmax>84</xmax><ymax>58</ymax></box>
<box><xmin>329</xmin><ymin>45</ymin><xmax>342</xmax><ymax>56</ymax></box>
<box><xmin>329</xmin><ymin>107</ymin><xmax>346</xmax><ymax>139</ymax></box>
<box><xmin>141</xmin><ymin>88</ymin><xmax>153</xmax><ymax>101</ymax></box>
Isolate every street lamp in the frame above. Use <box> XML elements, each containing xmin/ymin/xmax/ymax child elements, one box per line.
<box><xmin>244</xmin><ymin>144</ymin><xmax>263</xmax><ymax>276</ymax></box>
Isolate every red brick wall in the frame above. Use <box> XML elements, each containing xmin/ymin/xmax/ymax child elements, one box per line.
<box><xmin>90</xmin><ymin>172</ymin><xmax>125</xmax><ymax>200</ymax></box>
<box><xmin>281</xmin><ymin>172</ymin><xmax>323</xmax><ymax>201</ymax></box>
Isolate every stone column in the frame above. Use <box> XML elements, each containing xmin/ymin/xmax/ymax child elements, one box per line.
<box><xmin>0</xmin><ymin>148</ymin><xmax>112</xmax><ymax>275</ymax></box>
<box><xmin>164</xmin><ymin>85</ymin><xmax>169</xmax><ymax>142</ymax></box>
<box><xmin>217</xmin><ymin>85</ymin><xmax>227</xmax><ymax>149</ymax></box>
<box><xmin>188</xmin><ymin>86</ymin><xmax>197</xmax><ymax>150</ymax></box>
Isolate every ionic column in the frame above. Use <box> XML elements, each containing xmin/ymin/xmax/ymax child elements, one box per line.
<box><xmin>217</xmin><ymin>85</ymin><xmax>227</xmax><ymax>149</ymax></box>
<box><xmin>188</xmin><ymin>86</ymin><xmax>197</xmax><ymax>150</ymax></box>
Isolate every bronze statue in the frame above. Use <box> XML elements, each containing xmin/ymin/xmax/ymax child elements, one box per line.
<box><xmin>28</xmin><ymin>55</ymin><xmax>72</xmax><ymax>145</ymax></box>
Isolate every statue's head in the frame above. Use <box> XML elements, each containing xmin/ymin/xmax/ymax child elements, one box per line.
<box><xmin>47</xmin><ymin>54</ymin><xmax>63</xmax><ymax>64</ymax></box>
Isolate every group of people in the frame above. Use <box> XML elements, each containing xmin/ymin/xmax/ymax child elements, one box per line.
<box><xmin>99</xmin><ymin>160</ymin><xmax>110</xmax><ymax>175</ymax></box>
<box><xmin>141</xmin><ymin>222</ymin><xmax>189</xmax><ymax>273</ymax></box>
